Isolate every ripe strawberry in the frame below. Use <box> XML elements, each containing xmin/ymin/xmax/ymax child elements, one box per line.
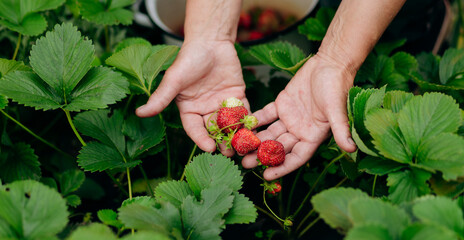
<box><xmin>257</xmin><ymin>140</ymin><xmax>285</xmax><ymax>166</ymax></box>
<box><xmin>248</xmin><ymin>30</ymin><xmax>264</xmax><ymax>41</ymax></box>
<box><xmin>266</xmin><ymin>181</ymin><xmax>282</xmax><ymax>195</ymax></box>
<box><xmin>217</xmin><ymin>106</ymin><xmax>248</xmax><ymax>133</ymax></box>
<box><xmin>231</xmin><ymin>128</ymin><xmax>261</xmax><ymax>155</ymax></box>
<box><xmin>257</xmin><ymin>9</ymin><xmax>280</xmax><ymax>34</ymax></box>
<box><xmin>239</xmin><ymin>11</ymin><xmax>252</xmax><ymax>29</ymax></box>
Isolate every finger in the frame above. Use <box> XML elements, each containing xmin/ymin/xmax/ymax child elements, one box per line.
<box><xmin>136</xmin><ymin>71</ymin><xmax>180</xmax><ymax>118</ymax></box>
<box><xmin>219</xmin><ymin>142</ymin><xmax>235</xmax><ymax>157</ymax></box>
<box><xmin>180</xmin><ymin>113</ymin><xmax>216</xmax><ymax>152</ymax></box>
<box><xmin>327</xmin><ymin>101</ymin><xmax>357</xmax><ymax>153</ymax></box>
<box><xmin>255</xmin><ymin>120</ymin><xmax>287</xmax><ymax>141</ymax></box>
<box><xmin>252</xmin><ymin>102</ymin><xmax>278</xmax><ymax>127</ymax></box>
<box><xmin>276</xmin><ymin>133</ymin><xmax>299</xmax><ymax>153</ymax></box>
<box><xmin>242</xmin><ymin>152</ymin><xmax>258</xmax><ymax>169</ymax></box>
<box><xmin>263</xmin><ymin>141</ymin><xmax>319</xmax><ymax>181</ymax></box>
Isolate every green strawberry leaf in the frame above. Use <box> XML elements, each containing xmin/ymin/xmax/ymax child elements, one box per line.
<box><xmin>416</xmin><ymin>133</ymin><xmax>464</xmax><ymax>181</ymax></box>
<box><xmin>348</xmin><ymin>197</ymin><xmax>411</xmax><ymax>238</ymax></box>
<box><xmin>383</xmin><ymin>90</ymin><xmax>413</xmax><ymax>113</ymax></box>
<box><xmin>235</xmin><ymin>44</ymin><xmax>261</xmax><ymax>66</ymax></box>
<box><xmin>224</xmin><ymin>192</ymin><xmax>257</xmax><ymax>225</ymax></box>
<box><xmin>184</xmin><ymin>153</ymin><xmax>242</xmax><ymax>198</ymax></box>
<box><xmin>401</xmin><ymin>223</ymin><xmax>458</xmax><ymax>240</ymax></box>
<box><xmin>67</xmin><ymin>223</ymin><xmax>118</xmax><ymax>240</ymax></box>
<box><xmin>97</xmin><ymin>209</ymin><xmax>124</xmax><ymax>229</ymax></box>
<box><xmin>121</xmin><ymin>231</ymin><xmax>171</xmax><ymax>240</ymax></box>
<box><xmin>0</xmin><ymin>0</ymin><xmax>65</xmax><ymax>36</ymax></box>
<box><xmin>297</xmin><ymin>7</ymin><xmax>335</xmax><ymax>41</ymax></box>
<box><xmin>347</xmin><ymin>87</ymin><xmax>363</xmax><ymax>124</ymax></box>
<box><xmin>182</xmin><ymin>186</ymin><xmax>234</xmax><ymax>240</ymax></box>
<box><xmin>0</xmin><ymin>142</ymin><xmax>41</xmax><ymax>183</ymax></box>
<box><xmin>386</xmin><ymin>168</ymin><xmax>431</xmax><ymax>204</ymax></box>
<box><xmin>358</xmin><ymin>156</ymin><xmax>405</xmax><ymax>176</ymax></box>
<box><xmin>58</xmin><ymin>169</ymin><xmax>85</xmax><ymax>196</ymax></box>
<box><xmin>142</xmin><ymin>45</ymin><xmax>179</xmax><ymax>91</ymax></box>
<box><xmin>0</xmin><ymin>58</ymin><xmax>30</xmax><ymax>79</ymax></box>
<box><xmin>79</xmin><ymin>0</ymin><xmax>135</xmax><ymax>26</ymax></box>
<box><xmin>345</xmin><ymin>224</ymin><xmax>393</xmax><ymax>240</ymax></box>
<box><xmin>0</xmin><ymin>23</ymin><xmax>129</xmax><ymax>111</ymax></box>
<box><xmin>391</xmin><ymin>52</ymin><xmax>418</xmax><ymax>76</ymax></box>
<box><xmin>0</xmin><ymin>180</ymin><xmax>69</xmax><ymax>239</ymax></box>
<box><xmin>122</xmin><ymin>114</ymin><xmax>165</xmax><ymax>159</ymax></box>
<box><xmin>412</xmin><ymin>196</ymin><xmax>464</xmax><ymax>238</ymax></box>
<box><xmin>439</xmin><ymin>48</ymin><xmax>464</xmax><ymax>85</ymax></box>
<box><xmin>397</xmin><ymin>93</ymin><xmax>461</xmax><ymax>160</ymax></box>
<box><xmin>78</xmin><ymin>141</ymin><xmax>141</xmax><ymax>172</ymax></box>
<box><xmin>410</xmin><ymin>71</ymin><xmax>464</xmax><ymax>91</ymax></box>
<box><xmin>114</xmin><ymin>37</ymin><xmax>152</xmax><ymax>53</ymax></box>
<box><xmin>365</xmin><ymin>108</ymin><xmax>412</xmax><ymax>163</ymax></box>
<box><xmin>65</xmin><ymin>194</ymin><xmax>81</xmax><ymax>207</ymax></box>
<box><xmin>154</xmin><ymin>180</ymin><xmax>193</xmax><ymax>208</ymax></box>
<box><xmin>311</xmin><ymin>187</ymin><xmax>369</xmax><ymax>232</ymax></box>
<box><xmin>416</xmin><ymin>52</ymin><xmax>440</xmax><ymax>84</ymax></box>
<box><xmin>249</xmin><ymin>41</ymin><xmax>307</xmax><ymax>73</ymax></box>
<box><xmin>0</xmin><ymin>95</ymin><xmax>7</xmax><ymax>110</ymax></box>
<box><xmin>118</xmin><ymin>200</ymin><xmax>183</xmax><ymax>237</ymax></box>
<box><xmin>374</xmin><ymin>38</ymin><xmax>407</xmax><ymax>56</ymax></box>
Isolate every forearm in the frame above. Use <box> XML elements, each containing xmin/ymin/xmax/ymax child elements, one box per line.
<box><xmin>318</xmin><ymin>0</ymin><xmax>406</xmax><ymax>75</ymax></box>
<box><xmin>184</xmin><ymin>0</ymin><xmax>243</xmax><ymax>43</ymax></box>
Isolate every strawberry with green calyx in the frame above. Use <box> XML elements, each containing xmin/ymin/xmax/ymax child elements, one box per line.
<box><xmin>222</xmin><ymin>97</ymin><xmax>244</xmax><ymax>107</ymax></box>
<box><xmin>257</xmin><ymin>140</ymin><xmax>285</xmax><ymax>166</ymax></box>
<box><xmin>265</xmin><ymin>181</ymin><xmax>282</xmax><ymax>195</ymax></box>
<box><xmin>231</xmin><ymin>128</ymin><xmax>261</xmax><ymax>154</ymax></box>
<box><xmin>217</xmin><ymin>106</ymin><xmax>248</xmax><ymax>133</ymax></box>
<box><xmin>243</xmin><ymin>115</ymin><xmax>258</xmax><ymax>129</ymax></box>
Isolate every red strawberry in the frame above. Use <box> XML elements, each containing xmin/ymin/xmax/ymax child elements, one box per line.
<box><xmin>257</xmin><ymin>140</ymin><xmax>285</xmax><ymax>166</ymax></box>
<box><xmin>217</xmin><ymin>106</ymin><xmax>248</xmax><ymax>133</ymax></box>
<box><xmin>266</xmin><ymin>181</ymin><xmax>282</xmax><ymax>195</ymax></box>
<box><xmin>231</xmin><ymin>128</ymin><xmax>261</xmax><ymax>155</ymax></box>
<box><xmin>248</xmin><ymin>30</ymin><xmax>264</xmax><ymax>41</ymax></box>
<box><xmin>239</xmin><ymin>11</ymin><xmax>252</xmax><ymax>29</ymax></box>
<box><xmin>257</xmin><ymin>9</ymin><xmax>280</xmax><ymax>34</ymax></box>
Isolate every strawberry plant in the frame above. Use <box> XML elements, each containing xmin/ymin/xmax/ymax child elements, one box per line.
<box><xmin>0</xmin><ymin>3</ymin><xmax>462</xmax><ymax>240</ymax></box>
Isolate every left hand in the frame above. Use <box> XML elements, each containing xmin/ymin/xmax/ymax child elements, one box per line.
<box><xmin>242</xmin><ymin>54</ymin><xmax>358</xmax><ymax>180</ymax></box>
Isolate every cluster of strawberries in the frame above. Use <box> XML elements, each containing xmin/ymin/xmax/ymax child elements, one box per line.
<box><xmin>207</xmin><ymin>97</ymin><xmax>285</xmax><ymax>167</ymax></box>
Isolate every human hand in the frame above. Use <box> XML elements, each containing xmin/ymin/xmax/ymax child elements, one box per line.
<box><xmin>136</xmin><ymin>40</ymin><xmax>248</xmax><ymax>156</ymax></box>
<box><xmin>242</xmin><ymin>54</ymin><xmax>358</xmax><ymax>180</ymax></box>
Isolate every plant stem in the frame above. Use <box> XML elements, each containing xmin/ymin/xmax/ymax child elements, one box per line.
<box><xmin>372</xmin><ymin>175</ymin><xmax>378</xmax><ymax>197</ymax></box>
<box><xmin>0</xmin><ymin>109</ymin><xmax>71</xmax><ymax>158</ymax></box>
<box><xmin>252</xmin><ymin>170</ymin><xmax>265</xmax><ymax>181</ymax></box>
<box><xmin>255</xmin><ymin>205</ymin><xmax>285</xmax><ymax>229</ymax></box>
<box><xmin>286</xmin><ymin>168</ymin><xmax>303</xmax><ymax>216</ymax></box>
<box><xmin>292</xmin><ymin>152</ymin><xmax>346</xmax><ymax>218</ymax></box>
<box><xmin>12</xmin><ymin>33</ymin><xmax>21</xmax><ymax>60</ymax></box>
<box><xmin>123</xmin><ymin>95</ymin><xmax>134</xmax><ymax>115</ymax></box>
<box><xmin>104</xmin><ymin>25</ymin><xmax>110</xmax><ymax>52</ymax></box>
<box><xmin>126</xmin><ymin>167</ymin><xmax>133</xmax><ymax>200</ymax></box>
<box><xmin>298</xmin><ymin>217</ymin><xmax>321</xmax><ymax>238</ymax></box>
<box><xmin>263</xmin><ymin>189</ymin><xmax>285</xmax><ymax>223</ymax></box>
<box><xmin>63</xmin><ymin>109</ymin><xmax>86</xmax><ymax>146</ymax></box>
<box><xmin>296</xmin><ymin>177</ymin><xmax>347</xmax><ymax>231</ymax></box>
<box><xmin>139</xmin><ymin>165</ymin><xmax>154</xmax><ymax>196</ymax></box>
<box><xmin>106</xmin><ymin>171</ymin><xmax>129</xmax><ymax>197</ymax></box>
<box><xmin>159</xmin><ymin>114</ymin><xmax>172</xmax><ymax>179</ymax></box>
<box><xmin>180</xmin><ymin>144</ymin><xmax>197</xmax><ymax>181</ymax></box>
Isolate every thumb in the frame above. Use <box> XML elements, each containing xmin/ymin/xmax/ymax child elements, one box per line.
<box><xmin>136</xmin><ymin>73</ymin><xmax>180</xmax><ymax>118</ymax></box>
<box><xmin>327</xmin><ymin>99</ymin><xmax>357</xmax><ymax>153</ymax></box>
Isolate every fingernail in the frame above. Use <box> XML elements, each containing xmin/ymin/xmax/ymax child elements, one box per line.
<box><xmin>347</xmin><ymin>137</ymin><xmax>355</xmax><ymax>146</ymax></box>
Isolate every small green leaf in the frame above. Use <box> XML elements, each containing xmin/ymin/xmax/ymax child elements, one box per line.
<box><xmin>297</xmin><ymin>7</ymin><xmax>335</xmax><ymax>41</ymax></box>
<box><xmin>401</xmin><ymin>223</ymin><xmax>458</xmax><ymax>240</ymax></box>
<box><xmin>398</xmin><ymin>93</ymin><xmax>461</xmax><ymax>160</ymax></box>
<box><xmin>0</xmin><ymin>0</ymin><xmax>65</xmax><ymax>36</ymax></box>
<box><xmin>339</xmin><ymin>157</ymin><xmax>361</xmax><ymax>180</ymax></box>
<box><xmin>0</xmin><ymin>180</ymin><xmax>69</xmax><ymax>239</ymax></box>
<box><xmin>119</xmin><ymin>200</ymin><xmax>182</xmax><ymax>237</ymax></box>
<box><xmin>114</xmin><ymin>37</ymin><xmax>151</xmax><ymax>53</ymax></box>
<box><xmin>121</xmin><ymin>231</ymin><xmax>171</xmax><ymax>240</ymax></box>
<box><xmin>392</xmin><ymin>52</ymin><xmax>418</xmax><ymax>76</ymax></box>
<box><xmin>142</xmin><ymin>45</ymin><xmax>179</xmax><ymax>91</ymax></box>
<box><xmin>59</xmin><ymin>169</ymin><xmax>85</xmax><ymax>196</ymax></box>
<box><xmin>79</xmin><ymin>0</ymin><xmax>135</xmax><ymax>26</ymax></box>
<box><xmin>67</xmin><ymin>223</ymin><xmax>117</xmax><ymax>240</ymax></box>
<box><xmin>311</xmin><ymin>187</ymin><xmax>368</xmax><ymax>232</ymax></box>
<box><xmin>347</xmin><ymin>87</ymin><xmax>363</xmax><ymax>124</ymax></box>
<box><xmin>412</xmin><ymin>196</ymin><xmax>464</xmax><ymax>238</ymax></box>
<box><xmin>154</xmin><ymin>180</ymin><xmax>193</xmax><ymax>208</ymax></box>
<box><xmin>78</xmin><ymin>141</ymin><xmax>141</xmax><ymax>172</ymax></box>
<box><xmin>416</xmin><ymin>52</ymin><xmax>440</xmax><ymax>84</ymax></box>
<box><xmin>348</xmin><ymin>197</ymin><xmax>411</xmax><ymax>238</ymax></box>
<box><xmin>439</xmin><ymin>48</ymin><xmax>464</xmax><ymax>84</ymax></box>
<box><xmin>345</xmin><ymin>224</ymin><xmax>393</xmax><ymax>240</ymax></box>
<box><xmin>182</xmin><ymin>186</ymin><xmax>234</xmax><ymax>240</ymax></box>
<box><xmin>374</xmin><ymin>38</ymin><xmax>407</xmax><ymax>56</ymax></box>
<box><xmin>65</xmin><ymin>194</ymin><xmax>81</xmax><ymax>207</ymax></box>
<box><xmin>365</xmin><ymin>109</ymin><xmax>412</xmax><ymax>163</ymax></box>
<box><xmin>97</xmin><ymin>209</ymin><xmax>123</xmax><ymax>229</ymax></box>
<box><xmin>249</xmin><ymin>42</ymin><xmax>306</xmax><ymax>70</ymax></box>
<box><xmin>383</xmin><ymin>90</ymin><xmax>413</xmax><ymax>113</ymax></box>
<box><xmin>270</xmin><ymin>50</ymin><xmax>310</xmax><ymax>75</ymax></box>
<box><xmin>0</xmin><ymin>142</ymin><xmax>41</xmax><ymax>183</ymax></box>
<box><xmin>123</xmin><ymin>114</ymin><xmax>165</xmax><ymax>159</ymax></box>
<box><xmin>184</xmin><ymin>153</ymin><xmax>242</xmax><ymax>197</ymax></box>
<box><xmin>0</xmin><ymin>95</ymin><xmax>7</xmax><ymax>110</ymax></box>
<box><xmin>358</xmin><ymin>156</ymin><xmax>405</xmax><ymax>175</ymax></box>
<box><xmin>416</xmin><ymin>133</ymin><xmax>464</xmax><ymax>181</ymax></box>
<box><xmin>224</xmin><ymin>192</ymin><xmax>257</xmax><ymax>225</ymax></box>
<box><xmin>0</xmin><ymin>59</ymin><xmax>30</xmax><ymax>78</ymax></box>
<box><xmin>387</xmin><ymin>169</ymin><xmax>431</xmax><ymax>204</ymax></box>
